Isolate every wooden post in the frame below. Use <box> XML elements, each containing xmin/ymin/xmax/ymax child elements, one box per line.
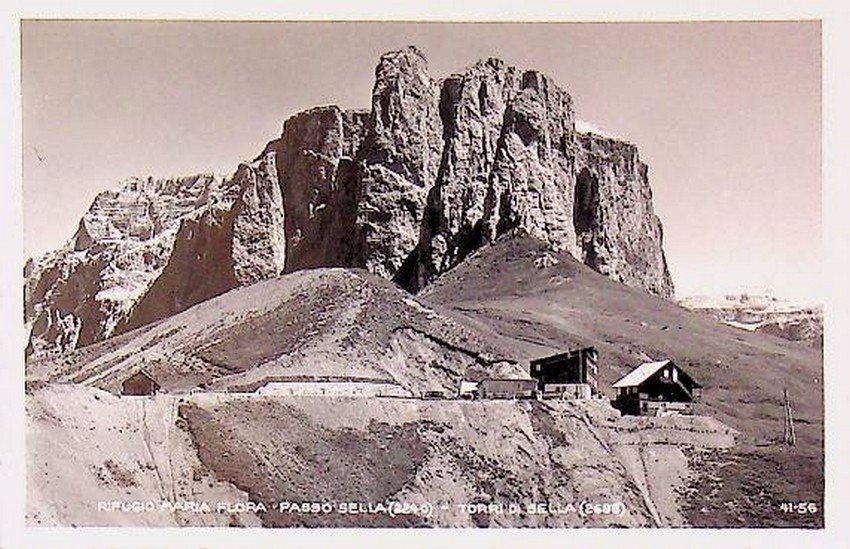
<box><xmin>783</xmin><ymin>388</ymin><xmax>797</xmax><ymax>446</ymax></box>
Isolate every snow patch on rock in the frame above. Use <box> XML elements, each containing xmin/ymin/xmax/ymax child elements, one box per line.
<box><xmin>575</xmin><ymin>119</ymin><xmax>622</xmax><ymax>140</ymax></box>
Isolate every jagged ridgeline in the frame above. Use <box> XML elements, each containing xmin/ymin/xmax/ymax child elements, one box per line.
<box><xmin>24</xmin><ymin>46</ymin><xmax>673</xmax><ymax>356</ymax></box>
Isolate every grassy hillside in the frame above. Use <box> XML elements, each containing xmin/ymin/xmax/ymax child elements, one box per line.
<box><xmin>420</xmin><ymin>236</ymin><xmax>823</xmax><ymax>454</ymax></box>
<box><xmin>419</xmin><ymin>236</ymin><xmax>823</xmax><ymax>527</ymax></box>
<box><xmin>26</xmin><ymin>268</ymin><xmax>530</xmax><ymax>397</ymax></box>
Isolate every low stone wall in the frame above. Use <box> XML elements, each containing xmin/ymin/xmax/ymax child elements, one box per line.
<box><xmin>642</xmin><ymin>400</ymin><xmax>694</xmax><ymax>416</ymax></box>
<box><xmin>613</xmin><ymin>415</ymin><xmax>739</xmax><ymax>448</ymax></box>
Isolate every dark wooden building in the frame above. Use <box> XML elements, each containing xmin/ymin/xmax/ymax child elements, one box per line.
<box><xmin>530</xmin><ymin>347</ymin><xmax>599</xmax><ymax>395</ymax></box>
<box><xmin>121</xmin><ymin>370</ymin><xmax>160</xmax><ymax>396</ymax></box>
<box><xmin>612</xmin><ymin>360</ymin><xmax>702</xmax><ymax>416</ymax></box>
<box><xmin>477</xmin><ymin>379</ymin><xmax>538</xmax><ymax>400</ymax></box>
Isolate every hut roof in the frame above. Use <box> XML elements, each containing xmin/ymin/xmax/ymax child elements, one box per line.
<box><xmin>531</xmin><ymin>346</ymin><xmax>596</xmax><ymax>365</ymax></box>
<box><xmin>125</xmin><ymin>369</ymin><xmax>159</xmax><ymax>385</ymax></box>
<box><xmin>612</xmin><ymin>360</ymin><xmax>672</xmax><ymax>388</ymax></box>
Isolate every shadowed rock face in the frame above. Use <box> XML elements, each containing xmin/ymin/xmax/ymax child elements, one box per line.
<box><xmin>25</xmin><ymin>45</ymin><xmax>673</xmax><ymax>356</ymax></box>
<box><xmin>416</xmin><ymin>63</ymin><xmax>671</xmax><ymax>298</ymax></box>
<box><xmin>417</xmin><ymin>58</ymin><xmax>523</xmax><ymax>286</ymax></box>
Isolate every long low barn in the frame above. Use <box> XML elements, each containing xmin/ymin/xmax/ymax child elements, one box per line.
<box><xmin>257</xmin><ymin>381</ymin><xmax>412</xmax><ymax>398</ymax></box>
<box><xmin>477</xmin><ymin>379</ymin><xmax>538</xmax><ymax>400</ymax></box>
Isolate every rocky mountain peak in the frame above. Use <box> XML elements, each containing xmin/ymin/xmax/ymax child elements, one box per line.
<box><xmin>25</xmin><ymin>47</ymin><xmax>674</xmax><ymax>356</ymax></box>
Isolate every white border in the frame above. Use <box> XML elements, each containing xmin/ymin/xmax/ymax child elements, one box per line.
<box><xmin>3</xmin><ymin>1</ymin><xmax>849</xmax><ymax>548</ymax></box>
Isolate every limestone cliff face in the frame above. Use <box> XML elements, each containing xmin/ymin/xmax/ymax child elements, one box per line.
<box><xmin>354</xmin><ymin>46</ymin><xmax>443</xmax><ymax>280</ymax></box>
<box><xmin>231</xmin><ymin>147</ymin><xmax>288</xmax><ymax>283</ymax></box>
<box><xmin>413</xmin><ymin>57</ymin><xmax>671</xmax><ymax>299</ymax></box>
<box><xmin>479</xmin><ymin>70</ymin><xmax>578</xmax><ymax>259</ymax></box>
<box><xmin>276</xmin><ymin>106</ymin><xmax>363</xmax><ymax>272</ymax></box>
<box><xmin>574</xmin><ymin>134</ymin><xmax>674</xmax><ymax>299</ymax></box>
<box><xmin>25</xmin><ymin>150</ymin><xmax>285</xmax><ymax>355</ymax></box>
<box><xmin>25</xmin><ymin>46</ymin><xmax>674</xmax><ymax>356</ymax></box>
<box><xmin>417</xmin><ymin>58</ymin><xmax>523</xmax><ymax>286</ymax></box>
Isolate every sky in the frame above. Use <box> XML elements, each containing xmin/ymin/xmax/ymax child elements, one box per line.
<box><xmin>20</xmin><ymin>21</ymin><xmax>821</xmax><ymax>302</ymax></box>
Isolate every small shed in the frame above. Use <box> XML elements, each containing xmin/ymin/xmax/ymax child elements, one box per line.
<box><xmin>458</xmin><ymin>380</ymin><xmax>479</xmax><ymax>400</ymax></box>
<box><xmin>530</xmin><ymin>347</ymin><xmax>599</xmax><ymax>396</ymax></box>
<box><xmin>477</xmin><ymin>379</ymin><xmax>538</xmax><ymax>400</ymax></box>
<box><xmin>121</xmin><ymin>370</ymin><xmax>160</xmax><ymax>396</ymax></box>
<box><xmin>612</xmin><ymin>360</ymin><xmax>702</xmax><ymax>416</ymax></box>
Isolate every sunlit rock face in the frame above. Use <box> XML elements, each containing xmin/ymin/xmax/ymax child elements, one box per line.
<box><xmin>25</xmin><ymin>151</ymin><xmax>286</xmax><ymax>356</ymax></box>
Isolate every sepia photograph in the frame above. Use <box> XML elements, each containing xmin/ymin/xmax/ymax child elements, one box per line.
<box><xmin>4</xmin><ymin>3</ymin><xmax>849</xmax><ymax>547</ymax></box>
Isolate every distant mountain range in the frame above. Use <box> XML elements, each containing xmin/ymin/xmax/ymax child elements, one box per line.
<box><xmin>678</xmin><ymin>293</ymin><xmax>823</xmax><ymax>348</ymax></box>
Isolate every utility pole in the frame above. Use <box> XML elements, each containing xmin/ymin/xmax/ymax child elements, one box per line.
<box><xmin>783</xmin><ymin>388</ymin><xmax>797</xmax><ymax>446</ymax></box>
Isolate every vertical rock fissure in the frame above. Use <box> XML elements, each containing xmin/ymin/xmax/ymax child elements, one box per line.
<box><xmin>574</xmin><ymin>167</ymin><xmax>601</xmax><ymax>269</ymax></box>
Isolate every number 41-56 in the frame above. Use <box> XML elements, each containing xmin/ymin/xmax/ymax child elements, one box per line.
<box><xmin>780</xmin><ymin>502</ymin><xmax>819</xmax><ymax>514</ymax></box>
